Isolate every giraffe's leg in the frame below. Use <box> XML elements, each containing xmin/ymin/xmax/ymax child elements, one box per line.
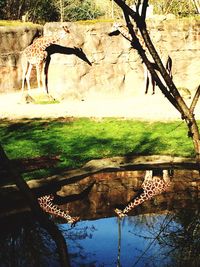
<box><xmin>151</xmin><ymin>74</ymin><xmax>156</xmax><ymax>95</ymax></box>
<box><xmin>162</xmin><ymin>169</ymin><xmax>172</xmax><ymax>190</ymax></box>
<box><xmin>41</xmin><ymin>61</ymin><xmax>47</xmax><ymax>93</ymax></box>
<box><xmin>36</xmin><ymin>64</ymin><xmax>41</xmax><ymax>90</ymax></box>
<box><xmin>21</xmin><ymin>58</ymin><xmax>29</xmax><ymax>94</ymax></box>
<box><xmin>25</xmin><ymin>64</ymin><xmax>33</xmax><ymax>92</ymax></box>
<box><xmin>144</xmin><ymin>170</ymin><xmax>153</xmax><ymax>181</ymax></box>
<box><xmin>144</xmin><ymin>65</ymin><xmax>149</xmax><ymax>94</ymax></box>
<box><xmin>166</xmin><ymin>56</ymin><xmax>173</xmax><ymax>79</ymax></box>
<box><xmin>44</xmin><ymin>54</ymin><xmax>50</xmax><ymax>94</ymax></box>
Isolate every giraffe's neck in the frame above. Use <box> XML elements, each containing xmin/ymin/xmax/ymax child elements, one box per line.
<box><xmin>123</xmin><ymin>177</ymin><xmax>170</xmax><ymax>214</ymax></box>
<box><xmin>115</xmin><ymin>173</ymin><xmax>171</xmax><ymax>218</ymax></box>
<box><xmin>23</xmin><ymin>26</ymin><xmax>69</xmax><ymax>61</ymax></box>
<box><xmin>38</xmin><ymin>194</ymin><xmax>79</xmax><ymax>225</ymax></box>
<box><xmin>34</xmin><ymin>33</ymin><xmax>64</xmax><ymax>50</ymax></box>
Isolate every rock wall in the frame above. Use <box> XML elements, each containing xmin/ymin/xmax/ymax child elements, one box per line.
<box><xmin>0</xmin><ymin>19</ymin><xmax>200</xmax><ymax>99</ymax></box>
<box><xmin>58</xmin><ymin>170</ymin><xmax>200</xmax><ymax>220</ymax></box>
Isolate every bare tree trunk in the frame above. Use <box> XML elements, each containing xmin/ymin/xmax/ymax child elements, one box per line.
<box><xmin>0</xmin><ymin>145</ymin><xmax>71</xmax><ymax>267</ymax></box>
<box><xmin>60</xmin><ymin>0</ymin><xmax>64</xmax><ymax>22</ymax></box>
<box><xmin>113</xmin><ymin>0</ymin><xmax>200</xmax><ymax>163</ymax></box>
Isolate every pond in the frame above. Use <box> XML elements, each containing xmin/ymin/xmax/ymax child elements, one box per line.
<box><xmin>1</xmin><ymin>170</ymin><xmax>200</xmax><ymax>266</ymax></box>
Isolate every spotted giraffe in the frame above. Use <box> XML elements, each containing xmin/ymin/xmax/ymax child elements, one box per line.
<box><xmin>21</xmin><ymin>25</ymin><xmax>70</xmax><ymax>94</ymax></box>
<box><xmin>115</xmin><ymin>170</ymin><xmax>172</xmax><ymax>218</ymax></box>
<box><xmin>109</xmin><ymin>22</ymin><xmax>173</xmax><ymax>95</ymax></box>
<box><xmin>38</xmin><ymin>194</ymin><xmax>79</xmax><ymax>225</ymax></box>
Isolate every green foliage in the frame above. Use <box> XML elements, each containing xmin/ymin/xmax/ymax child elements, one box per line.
<box><xmin>149</xmin><ymin>0</ymin><xmax>197</xmax><ymax>17</ymax></box>
<box><xmin>0</xmin><ymin>118</ymin><xmax>196</xmax><ymax>180</ymax></box>
<box><xmin>63</xmin><ymin>0</ymin><xmax>104</xmax><ymax>21</ymax></box>
<box><xmin>1</xmin><ymin>0</ymin><xmax>103</xmax><ymax>23</ymax></box>
<box><xmin>0</xmin><ymin>0</ymin><xmax>59</xmax><ymax>23</ymax></box>
<box><xmin>0</xmin><ymin>0</ymin><xmax>6</xmax><ymax>19</ymax></box>
<box><xmin>28</xmin><ymin>0</ymin><xmax>59</xmax><ymax>23</ymax></box>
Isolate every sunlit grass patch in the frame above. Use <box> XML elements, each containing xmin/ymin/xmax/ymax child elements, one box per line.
<box><xmin>75</xmin><ymin>18</ymin><xmax>114</xmax><ymax>25</ymax></box>
<box><xmin>0</xmin><ymin>118</ymin><xmax>196</xmax><ymax>180</ymax></box>
<box><xmin>0</xmin><ymin>20</ymin><xmax>40</xmax><ymax>27</ymax></box>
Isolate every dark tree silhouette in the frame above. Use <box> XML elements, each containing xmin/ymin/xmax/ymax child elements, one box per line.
<box><xmin>113</xmin><ymin>0</ymin><xmax>200</xmax><ymax>163</ymax></box>
<box><xmin>0</xmin><ymin>144</ymin><xmax>71</xmax><ymax>267</ymax></box>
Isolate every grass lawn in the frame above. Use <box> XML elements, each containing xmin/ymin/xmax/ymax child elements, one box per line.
<box><xmin>0</xmin><ymin>20</ymin><xmax>40</xmax><ymax>27</ymax></box>
<box><xmin>0</xmin><ymin>118</ymin><xmax>195</xmax><ymax>181</ymax></box>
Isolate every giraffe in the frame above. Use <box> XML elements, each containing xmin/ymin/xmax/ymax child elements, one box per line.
<box><xmin>115</xmin><ymin>169</ymin><xmax>172</xmax><ymax>218</ymax></box>
<box><xmin>38</xmin><ymin>194</ymin><xmax>79</xmax><ymax>226</ymax></box>
<box><xmin>21</xmin><ymin>25</ymin><xmax>70</xmax><ymax>94</ymax></box>
<box><xmin>109</xmin><ymin>22</ymin><xmax>173</xmax><ymax>95</ymax></box>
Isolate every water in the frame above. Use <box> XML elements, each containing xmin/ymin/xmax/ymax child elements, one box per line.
<box><xmin>61</xmin><ymin>214</ymin><xmax>174</xmax><ymax>267</ymax></box>
<box><xmin>1</xmin><ymin>169</ymin><xmax>200</xmax><ymax>266</ymax></box>
<box><xmin>60</xmin><ymin>211</ymin><xmax>198</xmax><ymax>267</ymax></box>
<box><xmin>1</xmin><ymin>208</ymin><xmax>200</xmax><ymax>267</ymax></box>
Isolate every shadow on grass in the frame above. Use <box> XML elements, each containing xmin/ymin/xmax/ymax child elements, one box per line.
<box><xmin>0</xmin><ymin>119</ymin><xmax>173</xmax><ymax>180</ymax></box>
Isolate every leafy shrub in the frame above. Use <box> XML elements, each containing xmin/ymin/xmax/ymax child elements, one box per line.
<box><xmin>149</xmin><ymin>0</ymin><xmax>197</xmax><ymax>17</ymax></box>
<box><xmin>28</xmin><ymin>0</ymin><xmax>59</xmax><ymax>23</ymax></box>
<box><xmin>64</xmin><ymin>0</ymin><xmax>104</xmax><ymax>21</ymax></box>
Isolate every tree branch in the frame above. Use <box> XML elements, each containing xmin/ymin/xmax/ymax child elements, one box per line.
<box><xmin>141</xmin><ymin>0</ymin><xmax>148</xmax><ymax>20</ymax></box>
<box><xmin>0</xmin><ymin>145</ymin><xmax>71</xmax><ymax>267</ymax></box>
<box><xmin>114</xmin><ymin>0</ymin><xmax>200</xmax><ymax>162</ymax></box>
<box><xmin>190</xmin><ymin>85</ymin><xmax>200</xmax><ymax>114</ymax></box>
<box><xmin>121</xmin><ymin>4</ymin><xmax>182</xmax><ymax>113</ymax></box>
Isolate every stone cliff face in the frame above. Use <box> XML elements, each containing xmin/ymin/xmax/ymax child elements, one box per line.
<box><xmin>0</xmin><ymin>19</ymin><xmax>199</xmax><ymax>99</ymax></box>
<box><xmin>58</xmin><ymin>170</ymin><xmax>200</xmax><ymax>220</ymax></box>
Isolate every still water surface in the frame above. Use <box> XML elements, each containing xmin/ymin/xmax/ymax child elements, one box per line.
<box><xmin>61</xmin><ymin>213</ymin><xmax>175</xmax><ymax>267</ymax></box>
<box><xmin>60</xmin><ymin>209</ymin><xmax>200</xmax><ymax>267</ymax></box>
<box><xmin>1</xmin><ymin>208</ymin><xmax>199</xmax><ymax>267</ymax></box>
<box><xmin>1</xmin><ymin>169</ymin><xmax>200</xmax><ymax>266</ymax></box>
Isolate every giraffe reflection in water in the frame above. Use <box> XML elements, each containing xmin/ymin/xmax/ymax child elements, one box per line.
<box><xmin>38</xmin><ymin>194</ymin><xmax>79</xmax><ymax>226</ymax></box>
<box><xmin>115</xmin><ymin>169</ymin><xmax>172</xmax><ymax>218</ymax></box>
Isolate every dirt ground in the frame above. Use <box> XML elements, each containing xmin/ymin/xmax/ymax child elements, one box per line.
<box><xmin>0</xmin><ymin>89</ymin><xmax>199</xmax><ymax>121</ymax></box>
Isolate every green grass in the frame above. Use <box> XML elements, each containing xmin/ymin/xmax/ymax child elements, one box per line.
<box><xmin>75</xmin><ymin>18</ymin><xmax>115</xmax><ymax>25</ymax></box>
<box><xmin>0</xmin><ymin>20</ymin><xmax>40</xmax><ymax>27</ymax></box>
<box><xmin>0</xmin><ymin>118</ymin><xmax>196</xmax><ymax>181</ymax></box>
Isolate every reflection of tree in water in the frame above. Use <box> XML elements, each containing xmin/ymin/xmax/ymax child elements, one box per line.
<box><xmin>0</xmin><ymin>215</ymin><xmax>59</xmax><ymax>267</ymax></box>
<box><xmin>61</xmin><ymin>224</ymin><xmax>97</xmax><ymax>266</ymax></box>
<box><xmin>0</xmin><ymin>214</ymin><xmax>99</xmax><ymax>267</ymax></box>
<box><xmin>127</xmin><ymin>209</ymin><xmax>200</xmax><ymax>266</ymax></box>
<box><xmin>158</xmin><ymin>209</ymin><xmax>200</xmax><ymax>266</ymax></box>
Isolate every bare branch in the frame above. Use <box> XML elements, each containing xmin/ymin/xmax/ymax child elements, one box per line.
<box><xmin>120</xmin><ymin>5</ymin><xmax>182</xmax><ymax>113</ymax></box>
<box><xmin>114</xmin><ymin>0</ymin><xmax>200</xmax><ymax>162</ymax></box>
<box><xmin>136</xmin><ymin>0</ymin><xmax>141</xmax><ymax>13</ymax></box>
<box><xmin>0</xmin><ymin>145</ymin><xmax>71</xmax><ymax>267</ymax></box>
<box><xmin>141</xmin><ymin>0</ymin><xmax>148</xmax><ymax>20</ymax></box>
<box><xmin>190</xmin><ymin>85</ymin><xmax>200</xmax><ymax>114</ymax></box>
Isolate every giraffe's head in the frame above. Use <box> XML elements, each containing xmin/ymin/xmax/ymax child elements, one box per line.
<box><xmin>108</xmin><ymin>22</ymin><xmax>123</xmax><ymax>37</ymax></box>
<box><xmin>57</xmin><ymin>25</ymin><xmax>70</xmax><ymax>40</ymax></box>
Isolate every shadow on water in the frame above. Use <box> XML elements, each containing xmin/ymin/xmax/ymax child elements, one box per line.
<box><xmin>1</xmin><ymin>170</ymin><xmax>200</xmax><ymax>266</ymax></box>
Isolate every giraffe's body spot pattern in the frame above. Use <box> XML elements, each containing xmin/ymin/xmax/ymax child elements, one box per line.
<box><xmin>21</xmin><ymin>26</ymin><xmax>70</xmax><ymax>93</ymax></box>
<box><xmin>115</xmin><ymin>173</ymin><xmax>171</xmax><ymax>218</ymax></box>
<box><xmin>38</xmin><ymin>194</ymin><xmax>79</xmax><ymax>225</ymax></box>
